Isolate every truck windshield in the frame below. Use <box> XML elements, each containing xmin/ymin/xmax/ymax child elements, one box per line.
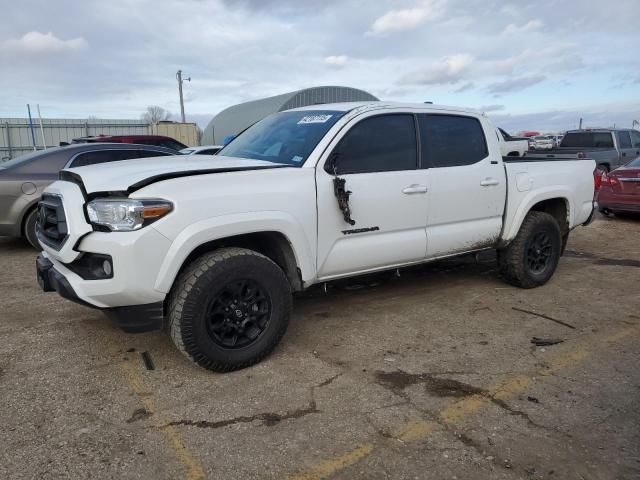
<box><xmin>560</xmin><ymin>132</ymin><xmax>614</xmax><ymax>148</ymax></box>
<box><xmin>220</xmin><ymin>110</ymin><xmax>345</xmax><ymax>166</ymax></box>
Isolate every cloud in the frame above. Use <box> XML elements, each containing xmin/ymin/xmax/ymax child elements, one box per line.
<box><xmin>399</xmin><ymin>53</ymin><xmax>474</xmax><ymax>85</ymax></box>
<box><xmin>487</xmin><ymin>75</ymin><xmax>546</xmax><ymax>94</ymax></box>
<box><xmin>324</xmin><ymin>55</ymin><xmax>348</xmax><ymax>67</ymax></box>
<box><xmin>0</xmin><ymin>0</ymin><xmax>638</xmax><ymax>128</ymax></box>
<box><xmin>454</xmin><ymin>82</ymin><xmax>474</xmax><ymax>93</ymax></box>
<box><xmin>479</xmin><ymin>104</ymin><xmax>505</xmax><ymax>112</ymax></box>
<box><xmin>502</xmin><ymin>19</ymin><xmax>543</xmax><ymax>35</ymax></box>
<box><xmin>489</xmin><ymin>101</ymin><xmax>640</xmax><ymax>132</ymax></box>
<box><xmin>0</xmin><ymin>31</ymin><xmax>87</xmax><ymax>54</ymax></box>
<box><xmin>367</xmin><ymin>1</ymin><xmax>442</xmax><ymax>35</ymax></box>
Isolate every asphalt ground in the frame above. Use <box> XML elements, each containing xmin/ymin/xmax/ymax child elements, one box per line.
<box><xmin>1</xmin><ymin>213</ymin><xmax>639</xmax><ymax>480</ymax></box>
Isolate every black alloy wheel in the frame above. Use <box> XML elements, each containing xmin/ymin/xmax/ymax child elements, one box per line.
<box><xmin>526</xmin><ymin>231</ymin><xmax>553</xmax><ymax>274</ymax></box>
<box><xmin>206</xmin><ymin>279</ymin><xmax>271</xmax><ymax>349</ymax></box>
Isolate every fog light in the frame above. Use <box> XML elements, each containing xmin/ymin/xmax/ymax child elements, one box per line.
<box><xmin>66</xmin><ymin>253</ymin><xmax>114</xmax><ymax>280</ymax></box>
<box><xmin>103</xmin><ymin>259</ymin><xmax>112</xmax><ymax>276</ymax></box>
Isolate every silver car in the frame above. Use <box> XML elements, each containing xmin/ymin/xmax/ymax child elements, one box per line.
<box><xmin>0</xmin><ymin>143</ymin><xmax>176</xmax><ymax>248</ymax></box>
<box><xmin>180</xmin><ymin>145</ymin><xmax>223</xmax><ymax>155</ymax></box>
<box><xmin>532</xmin><ymin>135</ymin><xmax>554</xmax><ymax>150</ymax></box>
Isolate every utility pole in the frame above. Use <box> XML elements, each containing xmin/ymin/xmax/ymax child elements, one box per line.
<box><xmin>176</xmin><ymin>70</ymin><xmax>191</xmax><ymax>123</ymax></box>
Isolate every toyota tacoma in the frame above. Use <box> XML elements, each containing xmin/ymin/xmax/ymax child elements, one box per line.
<box><xmin>36</xmin><ymin>102</ymin><xmax>596</xmax><ymax>371</ymax></box>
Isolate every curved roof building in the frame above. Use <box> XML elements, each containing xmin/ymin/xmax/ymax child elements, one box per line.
<box><xmin>203</xmin><ymin>86</ymin><xmax>378</xmax><ymax>144</ymax></box>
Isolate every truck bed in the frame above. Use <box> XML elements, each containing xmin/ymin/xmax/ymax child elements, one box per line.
<box><xmin>526</xmin><ymin>147</ymin><xmax>616</xmax><ymax>161</ymax></box>
<box><xmin>500</xmin><ymin>156</ymin><xmax>596</xmax><ymax>243</ymax></box>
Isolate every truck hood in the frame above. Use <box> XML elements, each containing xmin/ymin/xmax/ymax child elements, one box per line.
<box><xmin>61</xmin><ymin>155</ymin><xmax>287</xmax><ymax>194</ymax></box>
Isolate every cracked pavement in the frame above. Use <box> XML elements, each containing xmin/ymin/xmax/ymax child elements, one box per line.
<box><xmin>1</xmin><ymin>213</ymin><xmax>639</xmax><ymax>480</ymax></box>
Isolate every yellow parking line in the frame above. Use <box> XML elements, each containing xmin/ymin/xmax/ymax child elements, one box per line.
<box><xmin>288</xmin><ymin>443</ymin><xmax>375</xmax><ymax>480</ymax></box>
<box><xmin>120</xmin><ymin>361</ymin><xmax>205</xmax><ymax>480</ymax></box>
<box><xmin>288</xmin><ymin>325</ymin><xmax>640</xmax><ymax>480</ymax></box>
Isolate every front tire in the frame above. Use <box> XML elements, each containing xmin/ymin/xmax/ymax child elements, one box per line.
<box><xmin>498</xmin><ymin>211</ymin><xmax>562</xmax><ymax>288</ymax></box>
<box><xmin>168</xmin><ymin>247</ymin><xmax>292</xmax><ymax>372</ymax></box>
<box><xmin>24</xmin><ymin>208</ymin><xmax>41</xmax><ymax>250</ymax></box>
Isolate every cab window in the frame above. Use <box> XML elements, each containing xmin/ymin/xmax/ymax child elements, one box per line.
<box><xmin>331</xmin><ymin>114</ymin><xmax>417</xmax><ymax>174</ymax></box>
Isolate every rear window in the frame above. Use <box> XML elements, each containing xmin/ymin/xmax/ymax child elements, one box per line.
<box><xmin>618</xmin><ymin>131</ymin><xmax>632</xmax><ymax>149</ymax></box>
<box><xmin>71</xmin><ymin>149</ymin><xmax>146</xmax><ymax>167</ymax></box>
<box><xmin>418</xmin><ymin>114</ymin><xmax>488</xmax><ymax>168</ymax></box>
<box><xmin>560</xmin><ymin>132</ymin><xmax>614</xmax><ymax>148</ymax></box>
<box><xmin>0</xmin><ymin>149</ymin><xmax>48</xmax><ymax>169</ymax></box>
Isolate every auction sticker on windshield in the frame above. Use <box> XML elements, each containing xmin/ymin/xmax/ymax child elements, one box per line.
<box><xmin>298</xmin><ymin>114</ymin><xmax>333</xmax><ymax>124</ymax></box>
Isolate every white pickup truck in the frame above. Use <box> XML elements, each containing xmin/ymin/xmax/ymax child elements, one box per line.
<box><xmin>36</xmin><ymin>102</ymin><xmax>596</xmax><ymax>372</ymax></box>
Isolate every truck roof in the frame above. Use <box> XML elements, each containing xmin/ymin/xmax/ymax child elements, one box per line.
<box><xmin>286</xmin><ymin>101</ymin><xmax>482</xmax><ymax>116</ymax></box>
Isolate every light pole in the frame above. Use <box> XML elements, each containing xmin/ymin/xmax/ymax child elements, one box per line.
<box><xmin>176</xmin><ymin>70</ymin><xmax>191</xmax><ymax>123</ymax></box>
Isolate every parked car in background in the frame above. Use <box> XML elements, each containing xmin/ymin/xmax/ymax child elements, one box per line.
<box><xmin>72</xmin><ymin>135</ymin><xmax>187</xmax><ymax>151</ymax></box>
<box><xmin>498</xmin><ymin>128</ymin><xmax>528</xmax><ymax>157</ymax></box>
<box><xmin>597</xmin><ymin>156</ymin><xmax>640</xmax><ymax>215</ymax></box>
<box><xmin>532</xmin><ymin>136</ymin><xmax>555</xmax><ymax>150</ymax></box>
<box><xmin>36</xmin><ymin>101</ymin><xmax>596</xmax><ymax>372</ymax></box>
<box><xmin>552</xmin><ymin>135</ymin><xmax>564</xmax><ymax>147</ymax></box>
<box><xmin>0</xmin><ymin>143</ymin><xmax>177</xmax><ymax>248</ymax></box>
<box><xmin>180</xmin><ymin>145</ymin><xmax>223</xmax><ymax>155</ymax></box>
<box><xmin>527</xmin><ymin>129</ymin><xmax>640</xmax><ymax>172</ymax></box>
<box><xmin>527</xmin><ymin>137</ymin><xmax>537</xmax><ymax>150</ymax></box>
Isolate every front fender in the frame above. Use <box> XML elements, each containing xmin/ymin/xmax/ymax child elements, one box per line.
<box><xmin>152</xmin><ymin>211</ymin><xmax>315</xmax><ymax>293</ymax></box>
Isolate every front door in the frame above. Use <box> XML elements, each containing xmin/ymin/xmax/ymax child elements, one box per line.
<box><xmin>316</xmin><ymin>113</ymin><xmax>429</xmax><ymax>279</ymax></box>
<box><xmin>417</xmin><ymin>114</ymin><xmax>506</xmax><ymax>258</ymax></box>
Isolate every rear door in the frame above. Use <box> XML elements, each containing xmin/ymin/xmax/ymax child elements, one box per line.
<box><xmin>316</xmin><ymin>112</ymin><xmax>429</xmax><ymax>279</ymax></box>
<box><xmin>418</xmin><ymin>114</ymin><xmax>506</xmax><ymax>258</ymax></box>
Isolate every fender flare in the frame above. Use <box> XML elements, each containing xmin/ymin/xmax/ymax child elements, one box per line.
<box><xmin>502</xmin><ymin>188</ymin><xmax>572</xmax><ymax>244</ymax></box>
<box><xmin>153</xmin><ymin>211</ymin><xmax>315</xmax><ymax>293</ymax></box>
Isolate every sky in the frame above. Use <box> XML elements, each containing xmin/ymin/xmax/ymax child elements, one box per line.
<box><xmin>1</xmin><ymin>0</ymin><xmax>639</xmax><ymax>133</ymax></box>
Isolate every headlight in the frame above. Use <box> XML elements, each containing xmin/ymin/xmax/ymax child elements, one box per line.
<box><xmin>86</xmin><ymin>198</ymin><xmax>173</xmax><ymax>231</ymax></box>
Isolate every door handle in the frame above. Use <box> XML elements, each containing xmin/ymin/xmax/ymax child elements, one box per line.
<box><xmin>480</xmin><ymin>178</ymin><xmax>500</xmax><ymax>187</ymax></box>
<box><xmin>402</xmin><ymin>184</ymin><xmax>428</xmax><ymax>194</ymax></box>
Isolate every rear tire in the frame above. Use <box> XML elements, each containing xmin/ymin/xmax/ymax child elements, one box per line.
<box><xmin>24</xmin><ymin>208</ymin><xmax>41</xmax><ymax>250</ymax></box>
<box><xmin>498</xmin><ymin>211</ymin><xmax>562</xmax><ymax>289</ymax></box>
<box><xmin>168</xmin><ymin>247</ymin><xmax>292</xmax><ymax>372</ymax></box>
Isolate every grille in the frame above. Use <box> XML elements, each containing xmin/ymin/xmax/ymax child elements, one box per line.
<box><xmin>36</xmin><ymin>194</ymin><xmax>68</xmax><ymax>250</ymax></box>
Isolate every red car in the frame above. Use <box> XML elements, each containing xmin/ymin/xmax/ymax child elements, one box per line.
<box><xmin>597</xmin><ymin>156</ymin><xmax>640</xmax><ymax>215</ymax></box>
<box><xmin>72</xmin><ymin>135</ymin><xmax>187</xmax><ymax>151</ymax></box>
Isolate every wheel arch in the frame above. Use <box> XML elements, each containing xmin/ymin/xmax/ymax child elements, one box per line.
<box><xmin>154</xmin><ymin>212</ymin><xmax>315</xmax><ymax>296</ymax></box>
<box><xmin>175</xmin><ymin>231</ymin><xmax>304</xmax><ymax>292</ymax></box>
<box><xmin>502</xmin><ymin>191</ymin><xmax>572</xmax><ymax>246</ymax></box>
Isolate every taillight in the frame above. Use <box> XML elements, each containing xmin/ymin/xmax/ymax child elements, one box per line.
<box><xmin>594</xmin><ymin>170</ymin><xmax>602</xmax><ymax>190</ymax></box>
<box><xmin>600</xmin><ymin>172</ymin><xmax>618</xmax><ymax>186</ymax></box>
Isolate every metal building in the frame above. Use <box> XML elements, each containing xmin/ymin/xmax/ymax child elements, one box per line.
<box><xmin>0</xmin><ymin>118</ymin><xmax>199</xmax><ymax>162</ymax></box>
<box><xmin>203</xmin><ymin>86</ymin><xmax>379</xmax><ymax>144</ymax></box>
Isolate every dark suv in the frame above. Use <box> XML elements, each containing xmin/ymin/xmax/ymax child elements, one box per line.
<box><xmin>72</xmin><ymin>135</ymin><xmax>187</xmax><ymax>151</ymax></box>
<box><xmin>0</xmin><ymin>143</ymin><xmax>177</xmax><ymax>248</ymax></box>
